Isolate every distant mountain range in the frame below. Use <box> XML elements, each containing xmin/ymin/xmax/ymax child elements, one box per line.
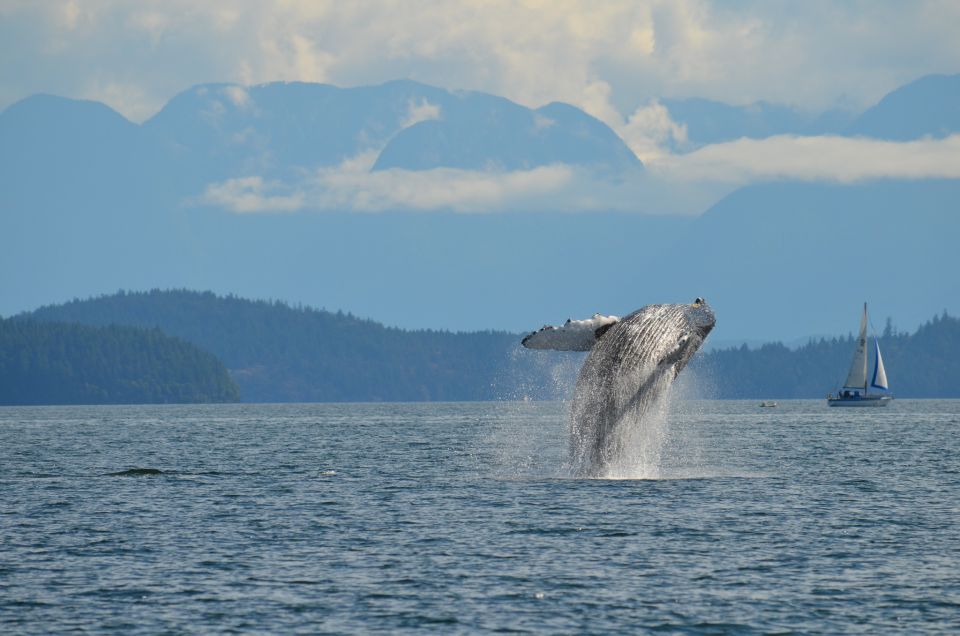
<box><xmin>5</xmin><ymin>79</ymin><xmax>640</xmax><ymax>187</ymax></box>
<box><xmin>846</xmin><ymin>73</ymin><xmax>960</xmax><ymax>140</ymax></box>
<box><xmin>663</xmin><ymin>73</ymin><xmax>960</xmax><ymax>149</ymax></box>
<box><xmin>1</xmin><ymin>73</ymin><xmax>958</xmax><ymax>342</ymax></box>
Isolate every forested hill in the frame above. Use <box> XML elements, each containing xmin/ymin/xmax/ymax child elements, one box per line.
<box><xmin>696</xmin><ymin>312</ymin><xmax>960</xmax><ymax>398</ymax></box>
<box><xmin>0</xmin><ymin>318</ymin><xmax>239</xmax><ymax>405</ymax></box>
<box><xmin>21</xmin><ymin>290</ymin><xmax>563</xmax><ymax>403</ymax></box>
<box><xmin>20</xmin><ymin>290</ymin><xmax>960</xmax><ymax>401</ymax></box>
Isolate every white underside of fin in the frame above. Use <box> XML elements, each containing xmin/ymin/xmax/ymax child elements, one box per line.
<box><xmin>521</xmin><ymin>314</ymin><xmax>620</xmax><ymax>351</ymax></box>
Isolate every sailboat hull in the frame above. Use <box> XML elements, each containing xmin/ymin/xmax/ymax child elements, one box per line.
<box><xmin>827</xmin><ymin>395</ymin><xmax>893</xmax><ymax>407</ymax></box>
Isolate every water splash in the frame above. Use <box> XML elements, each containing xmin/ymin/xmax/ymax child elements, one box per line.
<box><xmin>567</xmin><ymin>365</ymin><xmax>677</xmax><ymax>479</ymax></box>
<box><xmin>597</xmin><ymin>378</ymin><xmax>674</xmax><ymax>480</ymax></box>
<box><xmin>486</xmin><ymin>353</ymin><xmax>579</xmax><ymax>479</ymax></box>
<box><xmin>484</xmin><ymin>386</ymin><xmax>715</xmax><ymax>481</ymax></box>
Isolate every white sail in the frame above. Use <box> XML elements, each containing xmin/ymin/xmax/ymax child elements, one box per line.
<box><xmin>843</xmin><ymin>303</ymin><xmax>869</xmax><ymax>389</ymax></box>
<box><xmin>871</xmin><ymin>338</ymin><xmax>889</xmax><ymax>390</ymax></box>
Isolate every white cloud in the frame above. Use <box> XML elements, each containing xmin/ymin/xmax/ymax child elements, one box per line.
<box><xmin>619</xmin><ymin>100</ymin><xmax>689</xmax><ymax>162</ymax></box>
<box><xmin>651</xmin><ymin>134</ymin><xmax>960</xmax><ymax>184</ymax></box>
<box><xmin>81</xmin><ymin>81</ymin><xmax>154</xmax><ymax>125</ymax></box>
<box><xmin>200</xmin><ymin>176</ymin><xmax>304</xmax><ymax>213</ymax></box>
<box><xmin>401</xmin><ymin>98</ymin><xmax>441</xmax><ymax>129</ymax></box>
<box><xmin>315</xmin><ymin>165</ymin><xmax>572</xmax><ymax>213</ymax></box>
<box><xmin>197</xmin><ymin>154</ymin><xmax>577</xmax><ymax>214</ymax></box>
<box><xmin>127</xmin><ymin>10</ymin><xmax>169</xmax><ymax>46</ymax></box>
<box><xmin>2</xmin><ymin>1</ymin><xmax>958</xmax><ymax>124</ymax></box>
<box><xmin>60</xmin><ymin>1</ymin><xmax>82</xmax><ymax>31</ymax></box>
<box><xmin>222</xmin><ymin>85</ymin><xmax>251</xmax><ymax>109</ymax></box>
<box><xmin>533</xmin><ymin>114</ymin><xmax>556</xmax><ymax>131</ymax></box>
<box><xmin>196</xmin><ymin>154</ymin><xmax>714</xmax><ymax>216</ymax></box>
<box><xmin>195</xmin><ymin>132</ymin><xmax>960</xmax><ymax>217</ymax></box>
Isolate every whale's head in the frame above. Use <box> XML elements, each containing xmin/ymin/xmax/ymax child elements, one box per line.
<box><xmin>688</xmin><ymin>297</ymin><xmax>716</xmax><ymax>341</ymax></box>
<box><xmin>661</xmin><ymin>298</ymin><xmax>715</xmax><ymax>375</ymax></box>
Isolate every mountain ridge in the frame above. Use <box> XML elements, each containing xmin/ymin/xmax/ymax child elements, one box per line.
<box><xmin>846</xmin><ymin>73</ymin><xmax>960</xmax><ymax>140</ymax></box>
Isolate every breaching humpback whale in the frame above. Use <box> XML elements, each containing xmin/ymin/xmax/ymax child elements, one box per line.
<box><xmin>522</xmin><ymin>299</ymin><xmax>715</xmax><ymax>477</ymax></box>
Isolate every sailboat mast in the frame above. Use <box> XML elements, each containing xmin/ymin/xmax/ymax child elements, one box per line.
<box><xmin>863</xmin><ymin>303</ymin><xmax>868</xmax><ymax>394</ymax></box>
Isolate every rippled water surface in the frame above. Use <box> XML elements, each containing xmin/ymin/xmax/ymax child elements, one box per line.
<box><xmin>2</xmin><ymin>400</ymin><xmax>959</xmax><ymax>634</ymax></box>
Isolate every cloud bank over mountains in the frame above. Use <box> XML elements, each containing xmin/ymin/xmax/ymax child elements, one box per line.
<box><xmin>198</xmin><ymin>133</ymin><xmax>960</xmax><ymax>215</ymax></box>
<box><xmin>201</xmin><ymin>160</ymin><xmax>577</xmax><ymax>215</ymax></box>
<box><xmin>174</xmin><ymin>75</ymin><xmax>959</xmax><ymax>215</ymax></box>
<box><xmin>654</xmin><ymin>134</ymin><xmax>960</xmax><ymax>185</ymax></box>
<box><xmin>3</xmin><ymin>73</ymin><xmax>959</xmax><ymax>215</ymax></box>
<box><xmin>4</xmin><ymin>0</ymin><xmax>959</xmax><ymax>123</ymax></box>
<box><xmin>4</xmin><ymin>1</ymin><xmax>960</xmax><ymax>214</ymax></box>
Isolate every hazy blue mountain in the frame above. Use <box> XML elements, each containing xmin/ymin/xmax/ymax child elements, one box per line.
<box><xmin>662</xmin><ymin>73</ymin><xmax>960</xmax><ymax>147</ymax></box>
<box><xmin>0</xmin><ymin>94</ymin><xmax>189</xmax><ymax>312</ymax></box>
<box><xmin>846</xmin><ymin>73</ymin><xmax>960</xmax><ymax>140</ymax></box>
<box><xmin>661</xmin><ymin>98</ymin><xmax>854</xmax><ymax>149</ymax></box>
<box><xmin>141</xmin><ymin>79</ymin><xmax>638</xmax><ymax>177</ymax></box>
<box><xmin>0</xmin><ymin>94</ymin><xmax>175</xmax><ymax>209</ymax></box>
<box><xmin>143</xmin><ymin>80</ymin><xmax>453</xmax><ymax>179</ymax></box>
<box><xmin>634</xmin><ymin>179</ymin><xmax>960</xmax><ymax>343</ymax></box>
<box><xmin>374</xmin><ymin>98</ymin><xmax>641</xmax><ymax>171</ymax></box>
<box><xmin>0</xmin><ymin>79</ymin><xmax>651</xmax><ymax>327</ymax></box>
<box><xmin>0</xmin><ymin>96</ymin><xmax>694</xmax><ymax>329</ymax></box>
<box><xmin>1</xmin><ymin>78</ymin><xmax>637</xmax><ymax>198</ymax></box>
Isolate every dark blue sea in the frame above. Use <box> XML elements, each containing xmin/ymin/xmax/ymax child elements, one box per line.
<box><xmin>2</xmin><ymin>400</ymin><xmax>959</xmax><ymax>634</ymax></box>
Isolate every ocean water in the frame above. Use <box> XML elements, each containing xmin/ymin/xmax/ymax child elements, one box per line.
<box><xmin>1</xmin><ymin>399</ymin><xmax>959</xmax><ymax>634</ymax></box>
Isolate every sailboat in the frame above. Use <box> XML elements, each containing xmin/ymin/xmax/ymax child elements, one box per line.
<box><xmin>827</xmin><ymin>303</ymin><xmax>893</xmax><ymax>407</ymax></box>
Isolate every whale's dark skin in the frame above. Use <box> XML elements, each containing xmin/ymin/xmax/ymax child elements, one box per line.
<box><xmin>522</xmin><ymin>300</ymin><xmax>715</xmax><ymax>477</ymax></box>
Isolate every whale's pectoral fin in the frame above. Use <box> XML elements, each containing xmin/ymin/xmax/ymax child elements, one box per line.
<box><xmin>657</xmin><ymin>334</ymin><xmax>702</xmax><ymax>375</ymax></box>
<box><xmin>521</xmin><ymin>314</ymin><xmax>620</xmax><ymax>351</ymax></box>
<box><xmin>658</xmin><ymin>348</ymin><xmax>685</xmax><ymax>369</ymax></box>
<box><xmin>594</xmin><ymin>322</ymin><xmax>616</xmax><ymax>339</ymax></box>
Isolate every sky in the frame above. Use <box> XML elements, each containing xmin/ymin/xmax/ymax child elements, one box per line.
<box><xmin>4</xmin><ymin>0</ymin><xmax>959</xmax><ymax>216</ymax></box>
